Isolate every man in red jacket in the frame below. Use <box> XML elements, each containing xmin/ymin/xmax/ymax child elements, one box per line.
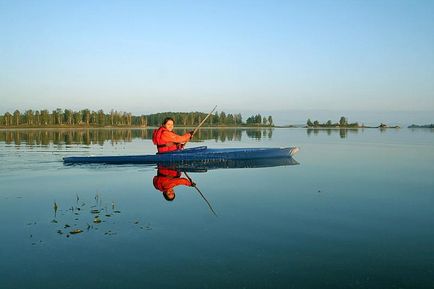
<box><xmin>152</xmin><ymin>117</ymin><xmax>193</xmax><ymax>153</ymax></box>
<box><xmin>152</xmin><ymin>166</ymin><xmax>195</xmax><ymax>201</ymax></box>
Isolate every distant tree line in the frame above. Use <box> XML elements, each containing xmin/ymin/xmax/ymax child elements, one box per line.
<box><xmin>306</xmin><ymin>116</ymin><xmax>359</xmax><ymax>128</ymax></box>
<box><xmin>0</xmin><ymin>109</ymin><xmax>274</xmax><ymax>127</ymax></box>
<box><xmin>146</xmin><ymin>111</ymin><xmax>245</xmax><ymax>127</ymax></box>
<box><xmin>1</xmin><ymin>109</ymin><xmax>135</xmax><ymax>127</ymax></box>
<box><xmin>246</xmin><ymin>114</ymin><xmax>274</xmax><ymax>126</ymax></box>
<box><xmin>408</xmin><ymin>124</ymin><xmax>434</xmax><ymax>128</ymax></box>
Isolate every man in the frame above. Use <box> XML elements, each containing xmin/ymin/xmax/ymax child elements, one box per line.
<box><xmin>152</xmin><ymin>117</ymin><xmax>193</xmax><ymax>153</ymax></box>
<box><xmin>152</xmin><ymin>166</ymin><xmax>195</xmax><ymax>201</ymax></box>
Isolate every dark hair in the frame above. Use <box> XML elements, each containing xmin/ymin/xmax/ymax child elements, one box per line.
<box><xmin>163</xmin><ymin>191</ymin><xmax>175</xmax><ymax>201</ymax></box>
<box><xmin>162</xmin><ymin>117</ymin><xmax>175</xmax><ymax>126</ymax></box>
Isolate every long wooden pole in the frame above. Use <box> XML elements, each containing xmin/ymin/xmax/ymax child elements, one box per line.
<box><xmin>184</xmin><ymin>171</ymin><xmax>217</xmax><ymax>217</ymax></box>
<box><xmin>191</xmin><ymin>105</ymin><xmax>217</xmax><ymax>137</ymax></box>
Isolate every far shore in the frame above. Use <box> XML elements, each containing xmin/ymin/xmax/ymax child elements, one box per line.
<box><xmin>303</xmin><ymin>125</ymin><xmax>400</xmax><ymax>129</ymax></box>
<box><xmin>0</xmin><ymin>125</ymin><xmax>274</xmax><ymax>130</ymax></box>
<box><xmin>0</xmin><ymin>125</ymin><xmax>408</xmax><ymax>130</ymax></box>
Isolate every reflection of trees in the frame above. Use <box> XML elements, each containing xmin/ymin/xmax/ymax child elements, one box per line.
<box><xmin>306</xmin><ymin>128</ymin><xmax>361</xmax><ymax>139</ymax></box>
<box><xmin>246</xmin><ymin>129</ymin><xmax>262</xmax><ymax>140</ymax></box>
<box><xmin>0</xmin><ymin>128</ymin><xmax>275</xmax><ymax>147</ymax></box>
<box><xmin>176</xmin><ymin>129</ymin><xmax>243</xmax><ymax>143</ymax></box>
<box><xmin>0</xmin><ymin>130</ymin><xmax>114</xmax><ymax>146</ymax></box>
<box><xmin>246</xmin><ymin>128</ymin><xmax>273</xmax><ymax>140</ymax></box>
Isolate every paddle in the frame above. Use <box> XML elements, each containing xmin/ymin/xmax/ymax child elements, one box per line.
<box><xmin>190</xmin><ymin>105</ymin><xmax>217</xmax><ymax>138</ymax></box>
<box><xmin>183</xmin><ymin>171</ymin><xmax>217</xmax><ymax>217</ymax></box>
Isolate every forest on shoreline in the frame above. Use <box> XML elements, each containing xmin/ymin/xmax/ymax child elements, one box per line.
<box><xmin>306</xmin><ymin>116</ymin><xmax>360</xmax><ymax>128</ymax></box>
<box><xmin>306</xmin><ymin>117</ymin><xmax>401</xmax><ymax>128</ymax></box>
<box><xmin>0</xmin><ymin>109</ymin><xmax>274</xmax><ymax>128</ymax></box>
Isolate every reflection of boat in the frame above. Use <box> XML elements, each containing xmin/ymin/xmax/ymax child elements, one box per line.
<box><xmin>159</xmin><ymin>157</ymin><xmax>299</xmax><ymax>172</ymax></box>
<box><xmin>63</xmin><ymin>146</ymin><xmax>299</xmax><ymax>165</ymax></box>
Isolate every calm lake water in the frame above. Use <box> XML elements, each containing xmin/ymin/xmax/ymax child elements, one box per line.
<box><xmin>1</xmin><ymin>128</ymin><xmax>433</xmax><ymax>289</ymax></box>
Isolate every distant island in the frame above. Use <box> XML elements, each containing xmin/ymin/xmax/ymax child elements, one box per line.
<box><xmin>306</xmin><ymin>117</ymin><xmax>399</xmax><ymax>129</ymax></box>
<box><xmin>408</xmin><ymin>124</ymin><xmax>434</xmax><ymax>128</ymax></box>
<box><xmin>0</xmin><ymin>108</ymin><xmax>275</xmax><ymax>128</ymax></box>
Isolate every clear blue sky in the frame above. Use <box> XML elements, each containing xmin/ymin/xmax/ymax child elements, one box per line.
<box><xmin>0</xmin><ymin>0</ymin><xmax>433</xmax><ymax>123</ymax></box>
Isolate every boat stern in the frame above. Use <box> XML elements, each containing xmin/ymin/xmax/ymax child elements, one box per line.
<box><xmin>289</xmin><ymin>147</ymin><xmax>300</xmax><ymax>156</ymax></box>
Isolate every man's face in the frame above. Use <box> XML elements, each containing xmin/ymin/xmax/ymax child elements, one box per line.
<box><xmin>164</xmin><ymin>120</ymin><xmax>174</xmax><ymax>131</ymax></box>
<box><xmin>165</xmin><ymin>189</ymin><xmax>175</xmax><ymax>200</ymax></box>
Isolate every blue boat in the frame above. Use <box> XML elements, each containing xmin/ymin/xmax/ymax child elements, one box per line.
<box><xmin>63</xmin><ymin>146</ymin><xmax>299</xmax><ymax>165</ymax></box>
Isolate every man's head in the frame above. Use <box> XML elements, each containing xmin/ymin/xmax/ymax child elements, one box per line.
<box><xmin>163</xmin><ymin>188</ymin><xmax>176</xmax><ymax>201</ymax></box>
<box><xmin>162</xmin><ymin>117</ymin><xmax>175</xmax><ymax>131</ymax></box>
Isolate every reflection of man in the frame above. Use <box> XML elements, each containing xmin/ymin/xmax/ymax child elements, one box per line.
<box><xmin>153</xmin><ymin>166</ymin><xmax>195</xmax><ymax>201</ymax></box>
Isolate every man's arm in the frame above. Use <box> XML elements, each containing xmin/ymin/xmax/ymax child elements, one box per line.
<box><xmin>161</xmin><ymin>131</ymin><xmax>192</xmax><ymax>143</ymax></box>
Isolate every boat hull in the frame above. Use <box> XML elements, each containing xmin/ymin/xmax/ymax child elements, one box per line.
<box><xmin>63</xmin><ymin>146</ymin><xmax>299</xmax><ymax>165</ymax></box>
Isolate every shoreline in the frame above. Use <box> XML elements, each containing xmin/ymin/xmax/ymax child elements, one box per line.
<box><xmin>0</xmin><ymin>125</ymin><xmax>275</xmax><ymax>130</ymax></box>
<box><xmin>0</xmin><ymin>125</ymin><xmax>411</xmax><ymax>130</ymax></box>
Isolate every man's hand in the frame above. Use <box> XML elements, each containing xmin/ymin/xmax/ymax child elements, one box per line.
<box><xmin>189</xmin><ymin>131</ymin><xmax>195</xmax><ymax>139</ymax></box>
<box><xmin>191</xmin><ymin>182</ymin><xmax>196</xmax><ymax>187</ymax></box>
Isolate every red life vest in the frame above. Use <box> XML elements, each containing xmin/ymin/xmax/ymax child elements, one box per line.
<box><xmin>153</xmin><ymin>175</ymin><xmax>192</xmax><ymax>192</ymax></box>
<box><xmin>152</xmin><ymin>126</ymin><xmax>179</xmax><ymax>153</ymax></box>
<box><xmin>157</xmin><ymin>166</ymin><xmax>181</xmax><ymax>178</ymax></box>
<box><xmin>153</xmin><ymin>175</ymin><xmax>166</xmax><ymax>192</ymax></box>
<box><xmin>153</xmin><ymin>166</ymin><xmax>192</xmax><ymax>192</ymax></box>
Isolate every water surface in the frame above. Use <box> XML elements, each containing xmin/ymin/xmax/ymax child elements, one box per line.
<box><xmin>1</xmin><ymin>128</ymin><xmax>433</xmax><ymax>289</ymax></box>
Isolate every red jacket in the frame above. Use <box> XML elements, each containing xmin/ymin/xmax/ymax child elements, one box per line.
<box><xmin>153</xmin><ymin>168</ymin><xmax>192</xmax><ymax>192</ymax></box>
<box><xmin>152</xmin><ymin>126</ymin><xmax>191</xmax><ymax>153</ymax></box>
